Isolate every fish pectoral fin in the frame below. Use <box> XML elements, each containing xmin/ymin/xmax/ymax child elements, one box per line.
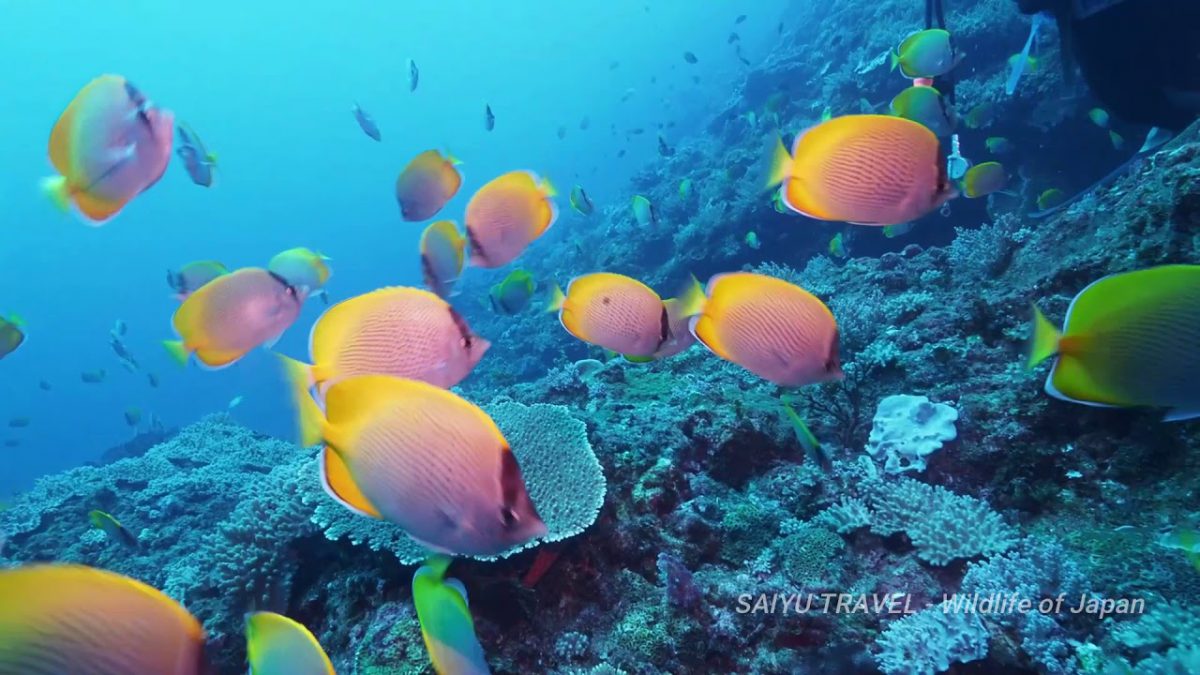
<box><xmin>319</xmin><ymin>447</ymin><xmax>381</xmax><ymax>518</ymax></box>
<box><xmin>1164</xmin><ymin>407</ymin><xmax>1200</xmax><ymax>423</ymax></box>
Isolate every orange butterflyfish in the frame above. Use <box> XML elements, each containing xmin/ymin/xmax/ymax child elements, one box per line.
<box><xmin>0</xmin><ymin>563</ymin><xmax>208</xmax><ymax>674</ymax></box>
<box><xmin>163</xmin><ymin>267</ymin><xmax>303</xmax><ymax>369</ymax></box>
<box><xmin>291</xmin><ymin>375</ymin><xmax>547</xmax><ymax>557</ymax></box>
<box><xmin>766</xmin><ymin>114</ymin><xmax>956</xmax><ymax>226</ymax></box>
<box><xmin>688</xmin><ymin>272</ymin><xmax>843</xmax><ymax>387</ymax></box>
<box><xmin>465</xmin><ymin>171</ymin><xmax>558</xmax><ymax>268</ymax></box>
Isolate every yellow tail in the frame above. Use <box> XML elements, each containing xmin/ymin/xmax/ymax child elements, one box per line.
<box><xmin>539</xmin><ymin>175</ymin><xmax>558</xmax><ymax>198</ymax></box>
<box><xmin>1026</xmin><ymin>304</ymin><xmax>1062</xmax><ymax>369</ymax></box>
<box><xmin>39</xmin><ymin>175</ymin><xmax>72</xmax><ymax>212</ymax></box>
<box><xmin>276</xmin><ymin>354</ymin><xmax>324</xmax><ymax>446</ymax></box>
<box><xmin>546</xmin><ymin>284</ymin><xmax>566</xmax><ymax>313</ymax></box>
<box><xmin>162</xmin><ymin>340</ymin><xmax>190</xmax><ymax>367</ymax></box>
<box><xmin>765</xmin><ymin>136</ymin><xmax>792</xmax><ymax>190</ymax></box>
<box><xmin>674</xmin><ymin>274</ymin><xmax>707</xmax><ymax>319</ymax></box>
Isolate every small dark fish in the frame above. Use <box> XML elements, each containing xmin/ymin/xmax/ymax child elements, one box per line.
<box><xmin>579</xmin><ymin>116</ymin><xmax>590</xmax><ymax>131</ymax></box>
<box><xmin>124</xmin><ymin>407</ymin><xmax>142</xmax><ymax>427</ymax></box>
<box><xmin>569</xmin><ymin>185</ymin><xmax>594</xmax><ymax>216</ymax></box>
<box><xmin>735</xmin><ymin>45</ymin><xmax>751</xmax><ymax>66</ymax></box>
<box><xmin>111</xmin><ymin>319</ymin><xmax>127</xmax><ymax>338</ymax></box>
<box><xmin>175</xmin><ymin>122</ymin><xmax>217</xmax><ymax>187</ymax></box>
<box><xmin>3</xmin><ymin>439</ymin><xmax>17</xmax><ymax>448</ymax></box>
<box><xmin>407</xmin><ymin>58</ymin><xmax>419</xmax><ymax>92</ymax></box>
<box><xmin>683</xmin><ymin>51</ymin><xmax>698</xmax><ymax>64</ymax></box>
<box><xmin>728</xmin><ymin>32</ymin><xmax>740</xmax><ymax>44</ymax></box>
<box><xmin>557</xmin><ymin>126</ymin><xmax>567</xmax><ymax>140</ymax></box>
<box><xmin>735</xmin><ymin>14</ymin><xmax>747</xmax><ymax>24</ymax></box>
<box><xmin>617</xmin><ymin>149</ymin><xmax>627</xmax><ymax>158</ymax></box>
<box><xmin>777</xmin><ymin>21</ymin><xmax>784</xmax><ymax>34</ymax></box>
<box><xmin>692</xmin><ymin>75</ymin><xmax>701</xmax><ymax>84</ymax></box>
<box><xmin>147</xmin><ymin>372</ymin><xmax>159</xmax><ymax>388</ymax></box>
<box><xmin>484</xmin><ymin>104</ymin><xmax>495</xmax><ymax>131</ymax></box>
<box><xmin>38</xmin><ymin>380</ymin><xmax>51</xmax><ymax>391</ymax></box>
<box><xmin>81</xmin><ymin>369</ymin><xmax>106</xmax><ymax>384</ymax></box>
<box><xmin>628</xmin><ymin>128</ymin><xmax>645</xmax><ymax>136</ymax></box>
<box><xmin>8</xmin><ymin>417</ymin><xmax>30</xmax><ymax>428</ymax></box>
<box><xmin>109</xmin><ymin>335</ymin><xmax>134</xmax><ymax>363</ymax></box>
<box><xmin>650</xmin><ymin>76</ymin><xmax>657</xmax><ymax>84</ymax></box>
<box><xmin>609</xmin><ymin>60</ymin><xmax>620</xmax><ymax>70</ymax></box>
<box><xmin>352</xmin><ymin>103</ymin><xmax>381</xmax><ymax>141</ymax></box>
<box><xmin>657</xmin><ymin>134</ymin><xmax>674</xmax><ymax>157</ymax></box>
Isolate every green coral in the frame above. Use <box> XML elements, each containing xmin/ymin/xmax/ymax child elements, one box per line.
<box><xmin>719</xmin><ymin>496</ymin><xmax>783</xmax><ymax>564</ymax></box>
<box><xmin>778</xmin><ymin>522</ymin><xmax>844</xmax><ymax>585</ymax></box>
<box><xmin>351</xmin><ymin>602</ymin><xmax>430</xmax><ymax>675</ymax></box>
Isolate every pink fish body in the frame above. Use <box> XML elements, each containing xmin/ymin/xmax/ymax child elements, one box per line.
<box><xmin>166</xmin><ymin>268</ymin><xmax>303</xmax><ymax>369</ymax></box>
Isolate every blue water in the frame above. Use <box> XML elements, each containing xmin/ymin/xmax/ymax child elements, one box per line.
<box><xmin>0</xmin><ymin>1</ymin><xmax>788</xmax><ymax>496</ymax></box>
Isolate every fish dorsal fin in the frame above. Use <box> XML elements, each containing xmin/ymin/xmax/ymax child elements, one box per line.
<box><xmin>319</xmin><ymin>447</ymin><xmax>381</xmax><ymax>518</ymax></box>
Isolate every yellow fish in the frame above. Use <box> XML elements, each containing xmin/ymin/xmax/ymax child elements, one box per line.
<box><xmin>164</xmin><ymin>267</ymin><xmax>303</xmax><ymax>369</ymax></box>
<box><xmin>413</xmin><ymin>555</ymin><xmax>491</xmax><ymax>675</ymax></box>
<box><xmin>548</xmin><ymin>273</ymin><xmax>676</xmax><ymax>357</ymax></box>
<box><xmin>278</xmin><ymin>287</ymin><xmax>489</xmax><ymax>399</ymax></box>
<box><xmin>690</xmin><ymin>272</ymin><xmax>842</xmax><ymax>386</ymax></box>
<box><xmin>1028</xmin><ymin>265</ymin><xmax>1200</xmax><ymax>420</ymax></box>
<box><xmin>245</xmin><ymin>611</ymin><xmax>335</xmax><ymax>675</ymax></box>
<box><xmin>465</xmin><ymin>171</ymin><xmax>557</xmax><ymax>268</ymax></box>
<box><xmin>0</xmin><ymin>564</ymin><xmax>207</xmax><ymax>674</ymax></box>
<box><xmin>292</xmin><ymin>375</ymin><xmax>547</xmax><ymax>556</ymax></box>
<box><xmin>395</xmin><ymin>150</ymin><xmax>462</xmax><ymax>222</ymax></box>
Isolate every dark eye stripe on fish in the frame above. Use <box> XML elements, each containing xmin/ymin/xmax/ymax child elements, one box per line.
<box><xmin>657</xmin><ymin>303</ymin><xmax>671</xmax><ymax>350</ymax></box>
<box><xmin>266</xmin><ymin>270</ymin><xmax>301</xmax><ymax>302</ymax></box>
<box><xmin>447</xmin><ymin>306</ymin><xmax>473</xmax><ymax>346</ymax></box>
<box><xmin>465</xmin><ymin>225</ymin><xmax>490</xmax><ymax>266</ymax></box>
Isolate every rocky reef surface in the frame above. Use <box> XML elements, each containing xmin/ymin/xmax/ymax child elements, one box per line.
<box><xmin>4</xmin><ymin>0</ymin><xmax>1200</xmax><ymax>672</ymax></box>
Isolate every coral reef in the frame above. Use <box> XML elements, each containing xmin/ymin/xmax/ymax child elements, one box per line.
<box><xmin>5</xmin><ymin>0</ymin><xmax>1200</xmax><ymax>672</ymax></box>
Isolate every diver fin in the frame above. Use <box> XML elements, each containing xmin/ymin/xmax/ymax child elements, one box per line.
<box><xmin>1164</xmin><ymin>408</ymin><xmax>1200</xmax><ymax>423</ymax></box>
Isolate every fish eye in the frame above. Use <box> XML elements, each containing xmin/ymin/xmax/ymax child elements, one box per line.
<box><xmin>500</xmin><ymin>505</ymin><xmax>518</xmax><ymax>528</ymax></box>
<box><xmin>461</xmin><ymin>336</ymin><xmax>472</xmax><ymax>349</ymax></box>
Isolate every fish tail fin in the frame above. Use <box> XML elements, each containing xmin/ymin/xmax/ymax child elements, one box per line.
<box><xmin>279</xmin><ymin>354</ymin><xmax>326</xmax><ymax>447</ymax></box>
<box><xmin>675</xmin><ymin>274</ymin><xmax>707</xmax><ymax>318</ymax></box>
<box><xmin>39</xmin><ymin>175</ymin><xmax>72</xmax><ymax>212</ymax></box>
<box><xmin>765</xmin><ymin>136</ymin><xmax>792</xmax><ymax>189</ymax></box>
<box><xmin>206</xmin><ymin>152</ymin><xmax>219</xmax><ymax>165</ymax></box>
<box><xmin>889</xmin><ymin>50</ymin><xmax>900</xmax><ymax>72</ymax></box>
<box><xmin>162</xmin><ymin>340</ymin><xmax>191</xmax><ymax>367</ymax></box>
<box><xmin>1109</xmin><ymin>130</ymin><xmax>1125</xmax><ymax>150</ymax></box>
<box><xmin>539</xmin><ymin>175</ymin><xmax>558</xmax><ymax>198</ymax></box>
<box><xmin>1027</xmin><ymin>304</ymin><xmax>1061</xmax><ymax>369</ymax></box>
<box><xmin>546</xmin><ymin>284</ymin><xmax>566</xmax><ymax>313</ymax></box>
